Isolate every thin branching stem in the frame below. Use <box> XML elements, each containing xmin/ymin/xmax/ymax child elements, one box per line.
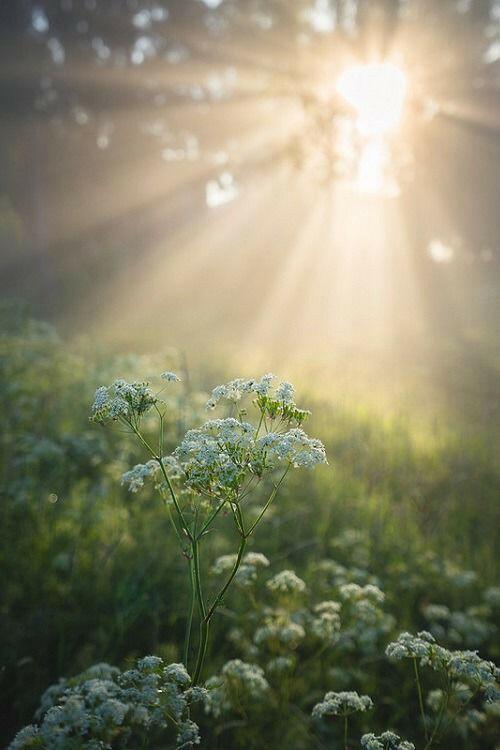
<box><xmin>126</xmin><ymin>418</ymin><xmax>192</xmax><ymax>541</ymax></box>
<box><xmin>246</xmin><ymin>466</ymin><xmax>290</xmax><ymax>536</ymax></box>
<box><xmin>197</xmin><ymin>499</ymin><xmax>227</xmax><ymax>539</ymax></box>
<box><xmin>413</xmin><ymin>658</ymin><xmax>429</xmax><ymax>742</ymax></box>
<box><xmin>183</xmin><ymin>556</ymin><xmax>196</xmax><ymax>669</ymax></box>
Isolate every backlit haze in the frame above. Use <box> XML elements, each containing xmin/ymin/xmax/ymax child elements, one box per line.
<box><xmin>0</xmin><ymin>1</ymin><xmax>499</xmax><ymax>403</ymax></box>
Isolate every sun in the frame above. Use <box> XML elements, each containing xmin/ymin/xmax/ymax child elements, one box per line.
<box><xmin>336</xmin><ymin>62</ymin><xmax>407</xmax><ymax>137</ymax></box>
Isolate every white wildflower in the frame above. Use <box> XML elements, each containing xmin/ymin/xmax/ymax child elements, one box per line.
<box><xmin>275</xmin><ymin>381</ymin><xmax>294</xmax><ymax>404</ymax></box>
<box><xmin>253</xmin><ymin>373</ymin><xmax>276</xmax><ymax>396</ymax></box>
<box><xmin>254</xmin><ymin>618</ymin><xmax>305</xmax><ymax>647</ymax></box>
<box><xmin>312</xmin><ymin>690</ymin><xmax>373</xmax><ymax>718</ymax></box>
<box><xmin>314</xmin><ymin>600</ymin><xmax>342</xmax><ymax>615</ymax></box>
<box><xmin>8</xmin><ymin>726</ymin><xmax>39</xmax><ymax>750</ymax></box>
<box><xmin>176</xmin><ymin>719</ymin><xmax>200</xmax><ymax>747</ymax></box>
<box><xmin>258</xmin><ymin>428</ymin><xmax>327</xmax><ymax>468</ymax></box>
<box><xmin>121</xmin><ymin>460</ymin><xmax>160</xmax><ymax>492</ymax></box>
<box><xmin>164</xmin><ymin>663</ymin><xmax>191</xmax><ymax>686</ymax></box>
<box><xmin>484</xmin><ymin>586</ymin><xmax>500</xmax><ymax>608</ymax></box>
<box><xmin>309</xmin><ymin>609</ymin><xmax>341</xmax><ymax>643</ymax></box>
<box><xmin>137</xmin><ymin>655</ymin><xmax>163</xmax><ymax>671</ymax></box>
<box><xmin>423</xmin><ymin>603</ymin><xmax>451</xmax><ymax>621</ymax></box>
<box><xmin>267</xmin><ymin>569</ymin><xmax>306</xmax><ymax>594</ymax></box>
<box><xmin>340</xmin><ymin>583</ymin><xmax>385</xmax><ymax>604</ymax></box>
<box><xmin>243</xmin><ymin>552</ymin><xmax>270</xmax><ymax>568</ymax></box>
<box><xmin>266</xmin><ymin>656</ymin><xmax>295</xmax><ymax>674</ymax></box>
<box><xmin>161</xmin><ymin>371</ymin><xmax>181</xmax><ymax>382</ymax></box>
<box><xmin>204</xmin><ymin>660</ymin><xmax>269</xmax><ymax>717</ymax></box>
<box><xmin>90</xmin><ymin>379</ymin><xmax>157</xmax><ymax>423</ymax></box>
<box><xmin>427</xmin><ymin>689</ymin><xmax>444</xmax><ymax>712</ymax></box>
<box><xmin>361</xmin><ymin>731</ymin><xmax>415</xmax><ymax>750</ymax></box>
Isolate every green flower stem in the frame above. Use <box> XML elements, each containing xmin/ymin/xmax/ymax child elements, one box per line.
<box><xmin>192</xmin><ymin>538</ymin><xmax>206</xmax><ymax>620</ymax></box>
<box><xmin>126</xmin><ymin>419</ymin><xmax>192</xmax><ymax>541</ymax></box>
<box><xmin>246</xmin><ymin>466</ymin><xmax>290</xmax><ymax>536</ymax></box>
<box><xmin>344</xmin><ymin>715</ymin><xmax>349</xmax><ymax>750</ymax></box>
<box><xmin>254</xmin><ymin>410</ymin><xmax>265</xmax><ymax>438</ymax></box>
<box><xmin>206</xmin><ymin>534</ymin><xmax>247</xmax><ymax>622</ymax></box>
<box><xmin>192</xmin><ymin>533</ymin><xmax>247</xmax><ymax>685</ymax></box>
<box><xmin>235</xmin><ymin>503</ymin><xmax>246</xmax><ymax>536</ymax></box>
<box><xmin>192</xmin><ymin>617</ymin><xmax>210</xmax><ymax>686</ymax></box>
<box><xmin>421</xmin><ymin>683</ymin><xmax>481</xmax><ymax>750</ymax></box>
<box><xmin>192</xmin><ymin>470</ymin><xmax>290</xmax><ymax>682</ymax></box>
<box><xmin>157</xmin><ymin>457</ymin><xmax>193</xmax><ymax>542</ymax></box>
<box><xmin>183</xmin><ymin>553</ymin><xmax>196</xmax><ymax>670</ymax></box>
<box><xmin>197</xmin><ymin>499</ymin><xmax>227</xmax><ymax>539</ymax></box>
<box><xmin>162</xmin><ymin>493</ymin><xmax>184</xmax><ymax>547</ymax></box>
<box><xmin>126</xmin><ymin>419</ymin><xmax>157</xmax><ymax>458</ymax></box>
<box><xmin>191</xmin><ymin>535</ymin><xmax>209</xmax><ymax>685</ymax></box>
<box><xmin>230</xmin><ymin>502</ymin><xmax>245</xmax><ymax>536</ymax></box>
<box><xmin>155</xmin><ymin>404</ymin><xmax>164</xmax><ymax>457</ymax></box>
<box><xmin>413</xmin><ymin>657</ymin><xmax>429</xmax><ymax>742</ymax></box>
<box><xmin>424</xmin><ymin>694</ymin><xmax>449</xmax><ymax>750</ymax></box>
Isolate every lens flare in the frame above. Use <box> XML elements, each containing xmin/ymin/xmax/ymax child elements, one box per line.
<box><xmin>337</xmin><ymin>63</ymin><xmax>407</xmax><ymax>136</ymax></box>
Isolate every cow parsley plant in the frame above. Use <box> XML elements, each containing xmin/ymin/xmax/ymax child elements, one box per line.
<box><xmin>90</xmin><ymin>372</ymin><xmax>326</xmax><ymax>684</ymax></box>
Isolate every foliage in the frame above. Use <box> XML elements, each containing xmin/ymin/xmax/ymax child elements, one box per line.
<box><xmin>1</xmin><ymin>307</ymin><xmax>499</xmax><ymax>749</ymax></box>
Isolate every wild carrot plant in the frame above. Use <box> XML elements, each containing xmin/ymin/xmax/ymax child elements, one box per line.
<box><xmin>89</xmin><ymin>373</ymin><xmax>326</xmax><ymax>684</ymax></box>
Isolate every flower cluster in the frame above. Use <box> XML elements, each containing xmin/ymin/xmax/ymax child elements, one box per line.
<box><xmin>212</xmin><ymin>552</ymin><xmax>270</xmax><ymax>587</ymax></box>
<box><xmin>254</xmin><ymin>612</ymin><xmax>306</xmax><ymax>648</ymax></box>
<box><xmin>447</xmin><ymin>651</ymin><xmax>499</xmax><ymax>698</ymax></box>
<box><xmin>361</xmin><ymin>731</ymin><xmax>415</xmax><ymax>750</ymax></box>
<box><xmin>206</xmin><ymin>375</ymin><xmax>275</xmax><ymax>407</ymax></box>
<box><xmin>266</xmin><ymin>569</ymin><xmax>306</xmax><ymax>595</ymax></box>
<box><xmin>386</xmin><ymin>630</ymin><xmax>446</xmax><ymax>663</ymax></box>
<box><xmin>121</xmin><ymin>460</ymin><xmax>160</xmax><ymax>492</ymax></box>
<box><xmin>173</xmin><ymin>417</ymin><xmax>326</xmax><ymax>498</ymax></box>
<box><xmin>258</xmin><ymin>429</ymin><xmax>327</xmax><ymax>468</ymax></box>
<box><xmin>483</xmin><ymin>586</ymin><xmax>500</xmax><ymax>608</ymax></box>
<box><xmin>425</xmin><ymin>684</ymin><xmax>493</xmax><ymax>740</ymax></box>
<box><xmin>204</xmin><ymin>660</ymin><xmax>269</xmax><ymax>717</ymax></box>
<box><xmin>121</xmin><ymin>456</ymin><xmax>182</xmax><ymax>493</ymax></box>
<box><xmin>90</xmin><ymin>379</ymin><xmax>160</xmax><ymax>424</ymax></box>
<box><xmin>8</xmin><ymin>657</ymin><xmax>201</xmax><ymax>750</ymax></box>
<box><xmin>422</xmin><ymin>602</ymin><xmax>495</xmax><ymax>647</ymax></box>
<box><xmin>205</xmin><ymin>373</ymin><xmax>314</xmax><ymax>426</ymax></box>
<box><xmin>314</xmin><ymin>558</ymin><xmax>379</xmax><ymax>588</ymax></box>
<box><xmin>161</xmin><ymin>372</ymin><xmax>181</xmax><ymax>382</ymax></box>
<box><xmin>309</xmin><ymin>601</ymin><xmax>342</xmax><ymax>644</ymax></box>
<box><xmin>386</xmin><ymin>632</ymin><xmax>499</xmax><ymax>698</ymax></box>
<box><xmin>339</xmin><ymin>583</ymin><xmax>385</xmax><ymax>604</ymax></box>
<box><xmin>173</xmin><ymin>418</ymin><xmax>257</xmax><ymax>496</ymax></box>
<box><xmin>337</xmin><ymin>583</ymin><xmax>393</xmax><ymax>655</ymax></box>
<box><xmin>266</xmin><ymin>655</ymin><xmax>295</xmax><ymax>674</ymax></box>
<box><xmin>312</xmin><ymin>690</ymin><xmax>373</xmax><ymax>719</ymax></box>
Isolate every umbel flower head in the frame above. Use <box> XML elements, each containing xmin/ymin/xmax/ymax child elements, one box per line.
<box><xmin>206</xmin><ymin>374</ymin><xmax>311</xmax><ymax>425</ymax></box>
<box><xmin>386</xmin><ymin>632</ymin><xmax>499</xmax><ymax>699</ymax></box>
<box><xmin>92</xmin><ymin>373</ymin><xmax>326</xmax><ymax>501</ymax></box>
<box><xmin>312</xmin><ymin>690</ymin><xmax>373</xmax><ymax>719</ymax></box>
<box><xmin>91</xmin><ymin>379</ymin><xmax>161</xmax><ymax>424</ymax></box>
<box><xmin>90</xmin><ymin>373</ymin><xmax>182</xmax><ymax>425</ymax></box>
<box><xmin>8</xmin><ymin>656</ymin><xmax>201</xmax><ymax>750</ymax></box>
<box><xmin>212</xmin><ymin>552</ymin><xmax>270</xmax><ymax>587</ymax></box>
<box><xmin>266</xmin><ymin>569</ymin><xmax>307</xmax><ymax>595</ymax></box>
<box><xmin>361</xmin><ymin>731</ymin><xmax>416</xmax><ymax>750</ymax></box>
<box><xmin>173</xmin><ymin>416</ymin><xmax>326</xmax><ymax>499</ymax></box>
<box><xmin>204</xmin><ymin>660</ymin><xmax>269</xmax><ymax>717</ymax></box>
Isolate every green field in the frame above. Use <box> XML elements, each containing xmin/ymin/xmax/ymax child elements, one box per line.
<box><xmin>2</xmin><ymin>304</ymin><xmax>498</xmax><ymax>749</ymax></box>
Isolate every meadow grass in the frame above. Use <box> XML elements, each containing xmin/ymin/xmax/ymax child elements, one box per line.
<box><xmin>1</xmin><ymin>305</ymin><xmax>498</xmax><ymax>748</ymax></box>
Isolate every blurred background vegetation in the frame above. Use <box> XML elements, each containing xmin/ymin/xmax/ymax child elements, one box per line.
<box><xmin>1</xmin><ymin>303</ymin><xmax>498</xmax><ymax>746</ymax></box>
<box><xmin>0</xmin><ymin>0</ymin><xmax>499</xmax><ymax>747</ymax></box>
